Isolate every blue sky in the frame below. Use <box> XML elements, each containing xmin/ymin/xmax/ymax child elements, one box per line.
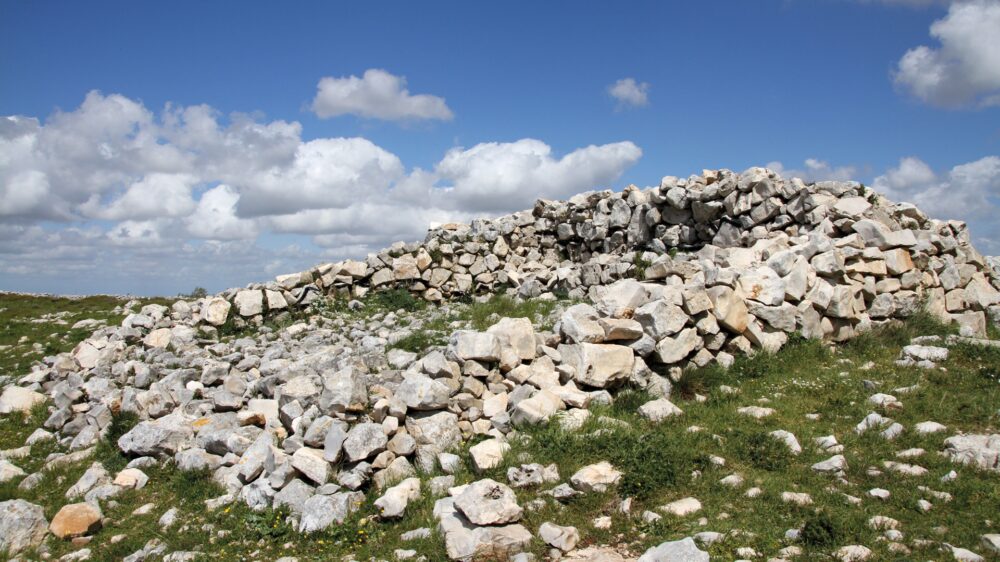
<box><xmin>2</xmin><ymin>0</ymin><xmax>999</xmax><ymax>295</ymax></box>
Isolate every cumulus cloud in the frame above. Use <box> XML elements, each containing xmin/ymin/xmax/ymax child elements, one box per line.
<box><xmin>1</xmin><ymin>91</ymin><xmax>642</xmax><ymax>294</ymax></box>
<box><xmin>607</xmin><ymin>78</ymin><xmax>650</xmax><ymax>109</ymax></box>
<box><xmin>893</xmin><ymin>0</ymin><xmax>1000</xmax><ymax>108</ymax></box>
<box><xmin>765</xmin><ymin>158</ymin><xmax>859</xmax><ymax>182</ymax></box>
<box><xmin>311</xmin><ymin>69</ymin><xmax>454</xmax><ymax>121</ymax></box>
<box><xmin>435</xmin><ymin>139</ymin><xmax>642</xmax><ymax>213</ymax></box>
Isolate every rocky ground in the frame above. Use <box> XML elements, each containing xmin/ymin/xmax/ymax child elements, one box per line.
<box><xmin>1</xmin><ymin>290</ymin><xmax>999</xmax><ymax>562</ymax></box>
<box><xmin>2</xmin><ymin>167</ymin><xmax>1000</xmax><ymax>561</ymax></box>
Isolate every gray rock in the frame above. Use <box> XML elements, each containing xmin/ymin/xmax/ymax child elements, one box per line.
<box><xmin>343</xmin><ymin>423</ymin><xmax>388</xmax><ymax>462</ymax></box>
<box><xmin>449</xmin><ymin>331</ymin><xmax>501</xmax><ymax>362</ymax></box>
<box><xmin>118</xmin><ymin>413</ymin><xmax>194</xmax><ymax>457</ymax></box>
<box><xmin>638</xmin><ymin>537</ymin><xmax>709</xmax><ymax>562</ymax></box>
<box><xmin>396</xmin><ymin>373</ymin><xmax>452</xmax><ymax>411</ymax></box>
<box><xmin>0</xmin><ymin>499</ymin><xmax>48</xmax><ymax>554</ymax></box>
<box><xmin>453</xmin><ymin>478</ymin><xmax>523</xmax><ymax>525</ymax></box>
<box><xmin>434</xmin><ymin>497</ymin><xmax>532</xmax><ymax>561</ymax></box>
<box><xmin>538</xmin><ymin>522</ymin><xmax>580</xmax><ymax>552</ymax></box>
<box><xmin>297</xmin><ymin>491</ymin><xmax>365</xmax><ymax>533</ymax></box>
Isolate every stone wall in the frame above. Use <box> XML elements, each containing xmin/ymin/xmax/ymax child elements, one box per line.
<box><xmin>183</xmin><ymin>167</ymin><xmax>1000</xmax><ymax>344</ymax></box>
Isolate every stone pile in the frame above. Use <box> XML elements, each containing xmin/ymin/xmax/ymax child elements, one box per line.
<box><xmin>2</xmin><ymin>166</ymin><xmax>1000</xmax><ymax>560</ymax></box>
<box><xmin>130</xmin><ymin>168</ymin><xmax>999</xmax><ymax>342</ymax></box>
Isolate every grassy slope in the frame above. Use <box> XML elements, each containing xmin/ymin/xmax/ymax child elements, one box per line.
<box><xmin>1</xmin><ymin>293</ymin><xmax>998</xmax><ymax>561</ymax></box>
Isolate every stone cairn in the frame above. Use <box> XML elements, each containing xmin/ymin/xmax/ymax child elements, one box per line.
<box><xmin>2</xmin><ymin>167</ymin><xmax>999</xmax><ymax>560</ymax></box>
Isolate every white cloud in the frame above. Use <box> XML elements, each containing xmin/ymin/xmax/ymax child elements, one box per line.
<box><xmin>186</xmin><ymin>185</ymin><xmax>259</xmax><ymax>240</ymax></box>
<box><xmin>607</xmin><ymin>78</ymin><xmax>650</xmax><ymax>109</ymax></box>
<box><xmin>765</xmin><ymin>158</ymin><xmax>859</xmax><ymax>182</ymax></box>
<box><xmin>435</xmin><ymin>139</ymin><xmax>642</xmax><ymax>213</ymax></box>
<box><xmin>893</xmin><ymin>0</ymin><xmax>1000</xmax><ymax>108</ymax></box>
<box><xmin>1</xmin><ymin>91</ymin><xmax>642</xmax><ymax>294</ymax></box>
<box><xmin>311</xmin><ymin>69</ymin><xmax>454</xmax><ymax>121</ymax></box>
<box><xmin>79</xmin><ymin>173</ymin><xmax>198</xmax><ymax>221</ymax></box>
<box><xmin>235</xmin><ymin>138</ymin><xmax>404</xmax><ymax>217</ymax></box>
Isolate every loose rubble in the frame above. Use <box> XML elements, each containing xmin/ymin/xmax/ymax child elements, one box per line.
<box><xmin>2</xmin><ymin>166</ymin><xmax>999</xmax><ymax>560</ymax></box>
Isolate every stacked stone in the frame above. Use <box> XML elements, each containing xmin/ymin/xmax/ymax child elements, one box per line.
<box><xmin>176</xmin><ymin>167</ymin><xmax>999</xmax><ymax>338</ymax></box>
<box><xmin>3</xmin><ymin>166</ymin><xmax>1000</xmax><ymax>558</ymax></box>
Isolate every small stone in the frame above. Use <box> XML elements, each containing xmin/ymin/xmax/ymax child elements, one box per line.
<box><xmin>660</xmin><ymin>497</ymin><xmax>702</xmax><ymax>516</ymax></box>
<box><xmin>834</xmin><ymin>545</ymin><xmax>872</xmax><ymax>561</ymax></box>
<box><xmin>638</xmin><ymin>537</ymin><xmax>710</xmax><ymax>562</ymax></box>
<box><xmin>538</xmin><ymin>522</ymin><xmax>580</xmax><ymax>552</ymax></box>
<box><xmin>570</xmin><ymin>461</ymin><xmax>622</xmax><ymax>493</ymax></box>
<box><xmin>781</xmin><ymin>492</ymin><xmax>812</xmax><ymax>506</ymax></box>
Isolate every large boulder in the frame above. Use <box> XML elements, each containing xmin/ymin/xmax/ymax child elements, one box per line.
<box><xmin>706</xmin><ymin>286</ymin><xmax>748</xmax><ymax>333</ymax></box>
<box><xmin>558</xmin><ymin>343</ymin><xmax>634</xmax><ymax>388</ymax></box>
<box><xmin>49</xmin><ymin>502</ymin><xmax>102</xmax><ymax>539</ymax></box>
<box><xmin>117</xmin><ymin>412</ymin><xmax>194</xmax><ymax>457</ymax></box>
<box><xmin>449</xmin><ymin>331</ymin><xmax>501</xmax><ymax>362</ymax></box>
<box><xmin>0</xmin><ymin>386</ymin><xmax>46</xmax><ymax>415</ymax></box>
<box><xmin>0</xmin><ymin>499</ymin><xmax>48</xmax><ymax>554</ymax></box>
<box><xmin>487</xmin><ymin>317</ymin><xmax>536</xmax><ymax>361</ymax></box>
<box><xmin>453</xmin><ymin>479</ymin><xmax>523</xmax><ymax>525</ymax></box>
<box><xmin>396</xmin><ymin>373</ymin><xmax>452</xmax><ymax>411</ymax></box>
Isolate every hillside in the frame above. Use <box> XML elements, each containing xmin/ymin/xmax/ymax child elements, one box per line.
<box><xmin>1</xmin><ymin>167</ymin><xmax>999</xmax><ymax>562</ymax></box>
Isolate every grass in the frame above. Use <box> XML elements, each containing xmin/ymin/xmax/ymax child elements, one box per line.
<box><xmin>0</xmin><ymin>293</ymin><xmax>173</xmax><ymax>379</ymax></box>
<box><xmin>1</xmin><ymin>293</ymin><xmax>999</xmax><ymax>561</ymax></box>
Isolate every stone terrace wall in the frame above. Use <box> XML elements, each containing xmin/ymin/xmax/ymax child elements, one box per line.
<box><xmin>180</xmin><ymin>167</ymin><xmax>1000</xmax><ymax>342</ymax></box>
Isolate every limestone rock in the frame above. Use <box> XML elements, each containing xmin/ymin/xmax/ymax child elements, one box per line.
<box><xmin>558</xmin><ymin>343</ymin><xmax>634</xmax><ymax>388</ymax></box>
<box><xmin>50</xmin><ymin>502</ymin><xmax>102</xmax><ymax>539</ymax></box>
<box><xmin>453</xmin><ymin>478</ymin><xmax>523</xmax><ymax>525</ymax></box>
<box><xmin>638</xmin><ymin>537</ymin><xmax>709</xmax><ymax>562</ymax></box>
<box><xmin>570</xmin><ymin>461</ymin><xmax>622</xmax><ymax>493</ymax></box>
<box><xmin>0</xmin><ymin>386</ymin><xmax>47</xmax><ymax>414</ymax></box>
<box><xmin>0</xmin><ymin>499</ymin><xmax>48</xmax><ymax>554</ymax></box>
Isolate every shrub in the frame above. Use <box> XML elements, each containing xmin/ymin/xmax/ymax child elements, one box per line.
<box><xmin>732</xmin><ymin>430</ymin><xmax>792</xmax><ymax>471</ymax></box>
<box><xmin>800</xmin><ymin>512</ymin><xmax>841</xmax><ymax>547</ymax></box>
<box><xmin>369</xmin><ymin>289</ymin><xmax>426</xmax><ymax>313</ymax></box>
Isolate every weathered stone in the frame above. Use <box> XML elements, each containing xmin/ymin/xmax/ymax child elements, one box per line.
<box><xmin>487</xmin><ymin>317</ymin><xmax>536</xmax><ymax>362</ymax></box>
<box><xmin>0</xmin><ymin>386</ymin><xmax>46</xmax><ymax>415</ymax></box>
<box><xmin>654</xmin><ymin>328</ymin><xmax>702</xmax><ymax>364</ymax></box>
<box><xmin>118</xmin><ymin>413</ymin><xmax>194</xmax><ymax>457</ymax></box>
<box><xmin>539</xmin><ymin>522</ymin><xmax>580</xmax><ymax>552</ymax></box>
<box><xmin>396</xmin><ymin>374</ymin><xmax>452</xmax><ymax>411</ymax></box>
<box><xmin>638</xmin><ymin>537</ymin><xmax>709</xmax><ymax>562</ymax></box>
<box><xmin>570</xmin><ymin>461</ymin><xmax>621</xmax><ymax>493</ymax></box>
<box><xmin>343</xmin><ymin>423</ymin><xmax>388</xmax><ymax>462</ymax></box>
<box><xmin>706</xmin><ymin>286</ymin><xmax>748</xmax><ymax>333</ymax></box>
<box><xmin>639</xmin><ymin>398</ymin><xmax>683</xmax><ymax>422</ymax></box>
<box><xmin>234</xmin><ymin>290</ymin><xmax>264</xmax><ymax>317</ymax></box>
<box><xmin>374</xmin><ymin>477</ymin><xmax>420</xmax><ymax>519</ymax></box>
<box><xmin>50</xmin><ymin>502</ymin><xmax>102</xmax><ymax>539</ymax></box>
<box><xmin>201</xmin><ymin>297</ymin><xmax>231</xmax><ymax>326</ymax></box>
<box><xmin>559</xmin><ymin>304</ymin><xmax>606</xmax><ymax>344</ymax></box>
<box><xmin>0</xmin><ymin>499</ymin><xmax>48</xmax><ymax>554</ymax></box>
<box><xmin>449</xmin><ymin>331</ymin><xmax>501</xmax><ymax>362</ymax></box>
<box><xmin>297</xmin><ymin>492</ymin><xmax>364</xmax><ymax>533</ymax></box>
<box><xmin>453</xmin><ymin>478</ymin><xmax>523</xmax><ymax>525</ymax></box>
<box><xmin>558</xmin><ymin>343</ymin><xmax>634</xmax><ymax>388</ymax></box>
